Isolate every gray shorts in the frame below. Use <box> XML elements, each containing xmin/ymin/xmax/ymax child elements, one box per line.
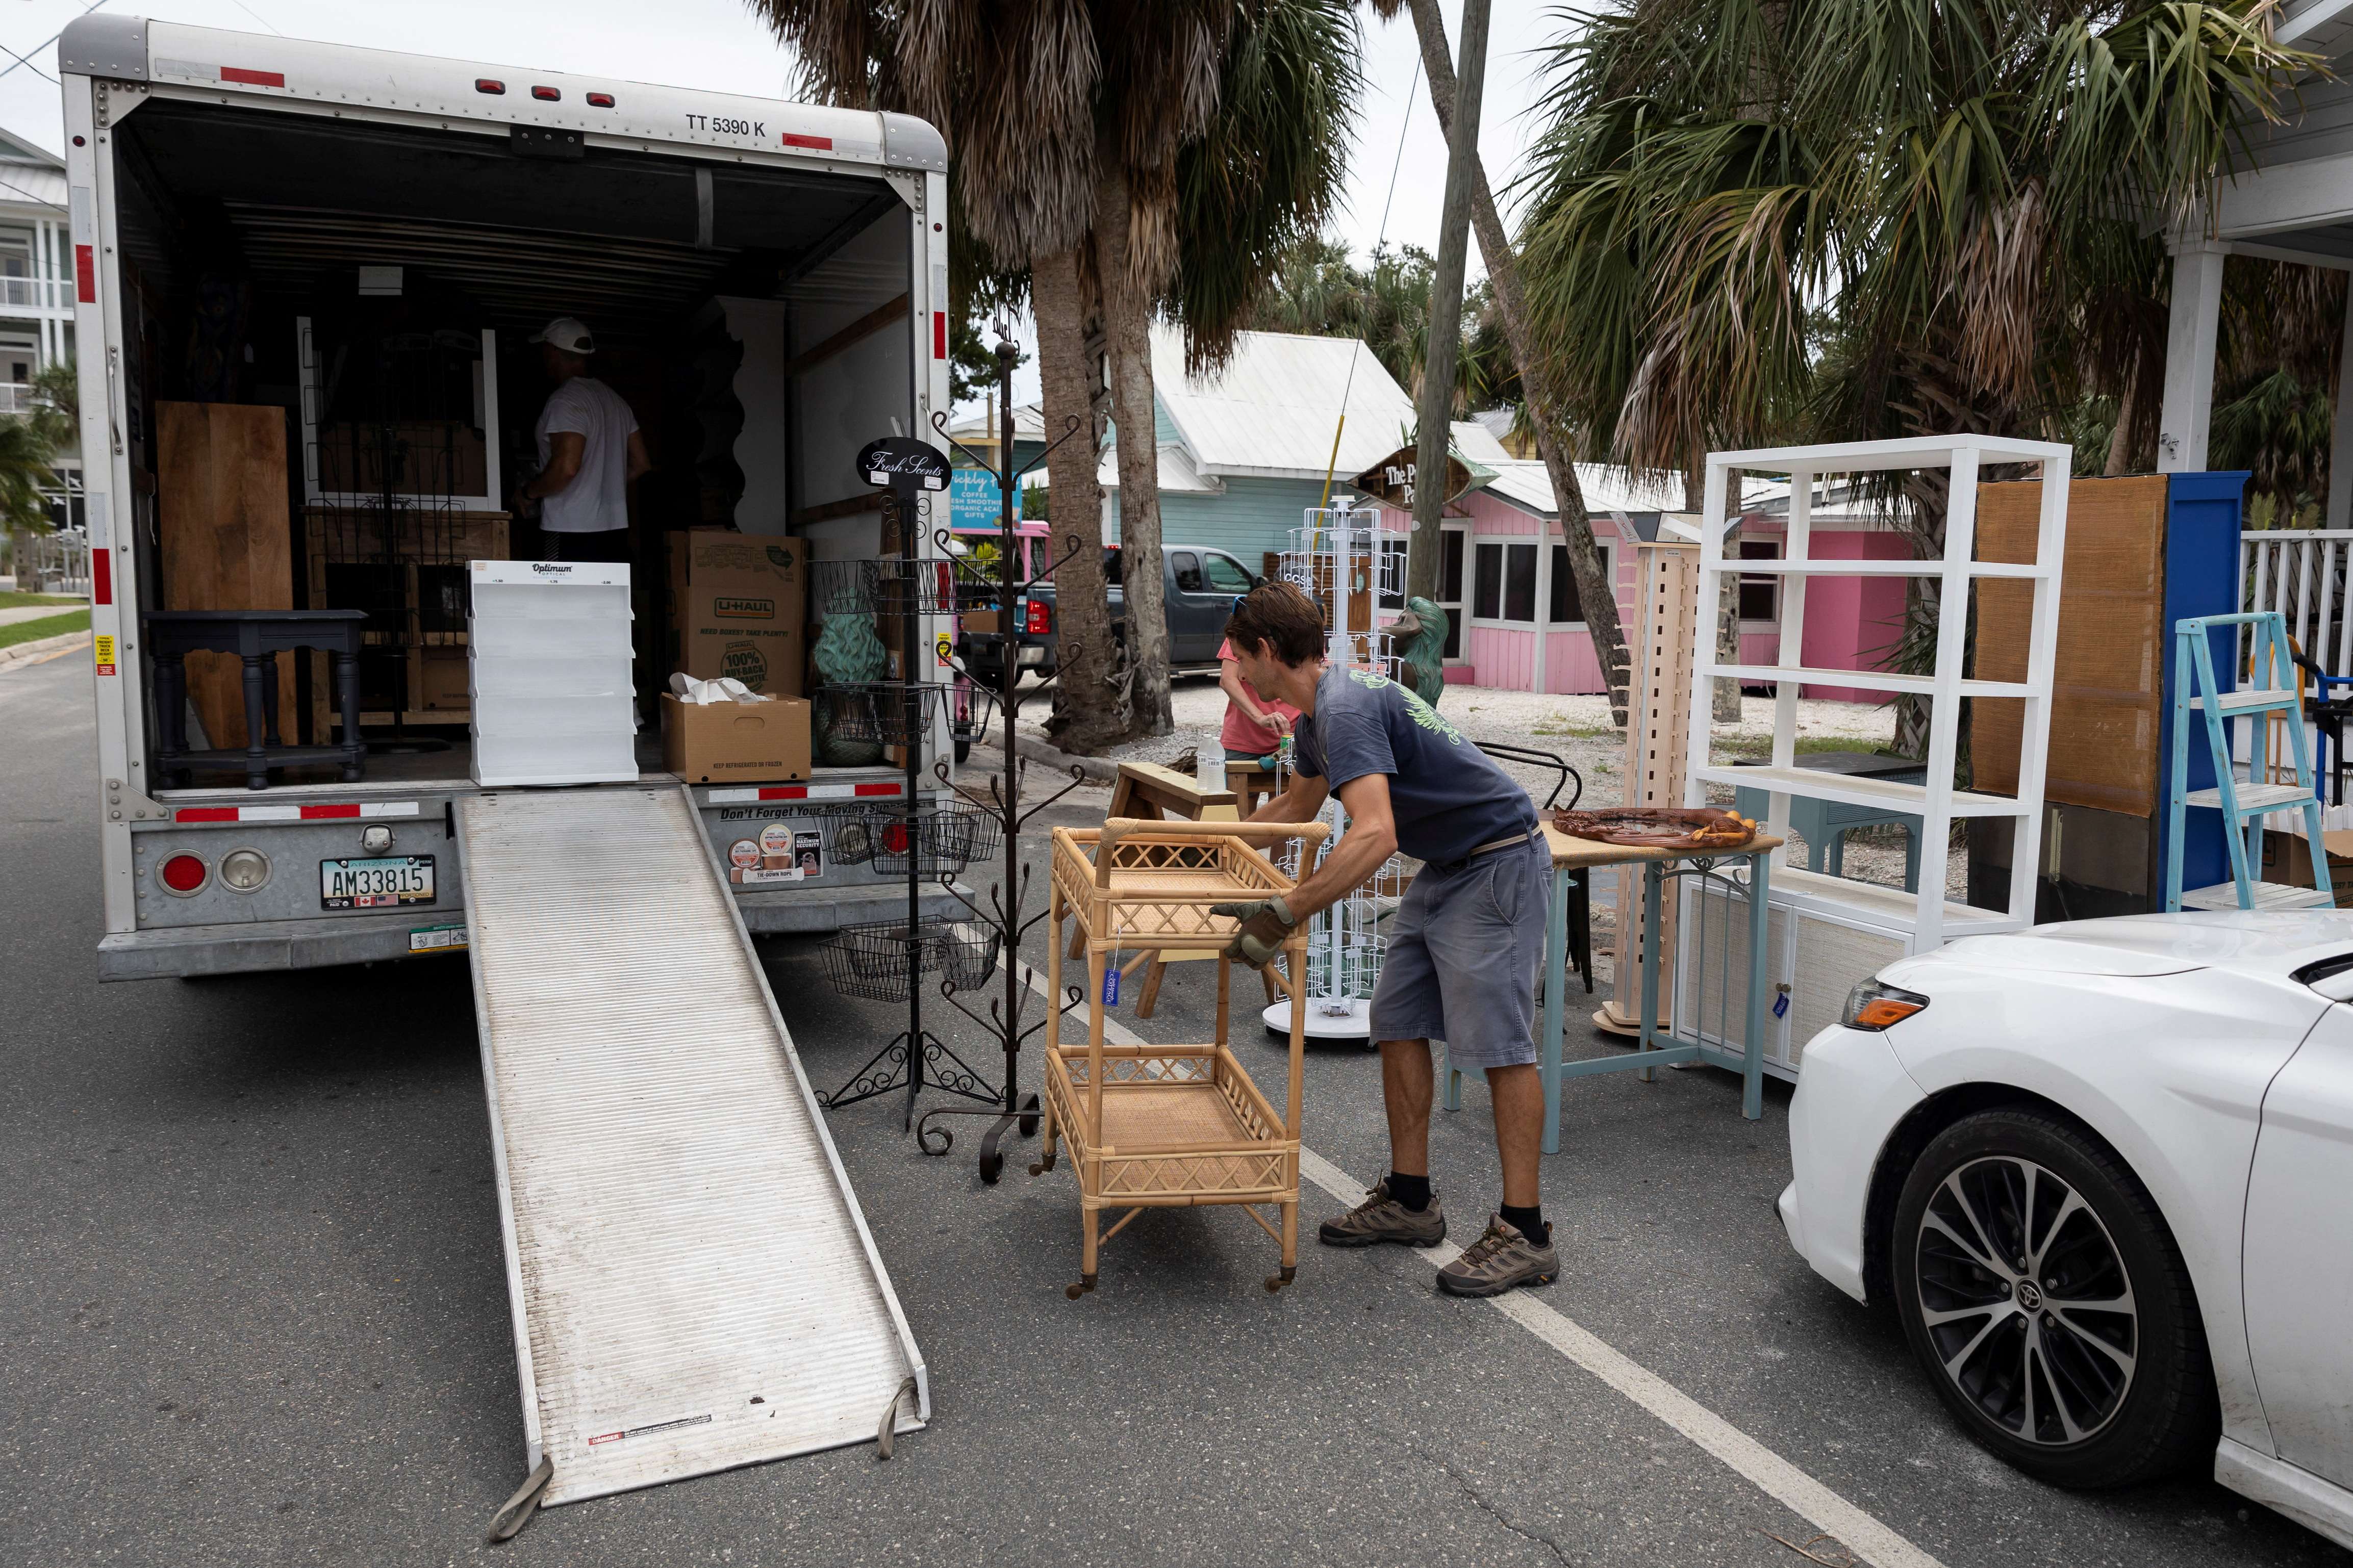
<box><xmin>1369</xmin><ymin>837</ymin><xmax>1548</xmax><ymax>1069</ymax></box>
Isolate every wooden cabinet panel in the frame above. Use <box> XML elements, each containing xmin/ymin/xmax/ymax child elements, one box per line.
<box><xmin>157</xmin><ymin>402</ymin><xmax>294</xmax><ymax>748</ymax></box>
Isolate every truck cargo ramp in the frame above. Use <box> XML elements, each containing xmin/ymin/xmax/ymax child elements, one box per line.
<box><xmin>458</xmin><ymin>786</ymin><xmax>924</xmax><ymax>1509</ymax></box>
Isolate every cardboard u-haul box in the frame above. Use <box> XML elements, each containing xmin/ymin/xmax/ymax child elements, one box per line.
<box><xmin>667</xmin><ymin>530</ymin><xmax>805</xmax><ymax>698</ymax></box>
<box><xmin>660</xmin><ymin>692</ymin><xmax>812</xmax><ymax>784</ymax></box>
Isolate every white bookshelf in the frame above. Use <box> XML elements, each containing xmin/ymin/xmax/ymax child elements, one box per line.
<box><xmin>1683</xmin><ymin>432</ymin><xmax>2069</xmax><ymax>952</ymax></box>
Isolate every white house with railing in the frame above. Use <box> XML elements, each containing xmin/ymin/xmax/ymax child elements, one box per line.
<box><xmin>0</xmin><ymin>124</ymin><xmax>81</xmax><ymax>534</ymax></box>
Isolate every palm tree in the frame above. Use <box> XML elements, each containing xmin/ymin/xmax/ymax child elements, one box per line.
<box><xmin>754</xmin><ymin>0</ymin><xmax>1357</xmax><ymax>752</ymax></box>
<box><xmin>1376</xmin><ymin>0</ymin><xmax>1634</xmax><ymax>721</ymax></box>
<box><xmin>1516</xmin><ymin>0</ymin><xmax>2315</xmax><ymax>751</ymax></box>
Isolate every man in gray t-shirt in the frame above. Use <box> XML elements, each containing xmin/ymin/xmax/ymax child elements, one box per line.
<box><xmin>1213</xmin><ymin>582</ymin><xmax>1558</xmax><ymax>1298</ymax></box>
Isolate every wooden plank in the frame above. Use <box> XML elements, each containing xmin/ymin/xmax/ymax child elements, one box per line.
<box><xmin>784</xmin><ymin>293</ymin><xmax>908</xmax><ymax>378</ymax></box>
<box><xmin>157</xmin><ymin>402</ymin><xmax>294</xmax><ymax>749</ymax></box>
<box><xmin>1972</xmin><ymin>476</ymin><xmax>2167</xmax><ymax>817</ymax></box>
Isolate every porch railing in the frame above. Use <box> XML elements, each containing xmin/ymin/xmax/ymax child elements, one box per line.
<box><xmin>2241</xmin><ymin>529</ymin><xmax>2353</xmax><ymax>678</ymax></box>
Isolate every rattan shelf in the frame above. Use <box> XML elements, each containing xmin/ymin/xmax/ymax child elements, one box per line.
<box><xmin>1034</xmin><ymin>818</ymin><xmax>1330</xmax><ymax>1297</ymax></box>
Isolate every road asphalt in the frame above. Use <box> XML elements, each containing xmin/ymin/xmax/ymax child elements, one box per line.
<box><xmin>2</xmin><ymin>649</ymin><xmax>2343</xmax><ymax>1567</ymax></box>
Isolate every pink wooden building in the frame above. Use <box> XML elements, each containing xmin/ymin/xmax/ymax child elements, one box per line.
<box><xmin>1372</xmin><ymin>461</ymin><xmax>1911</xmax><ymax>705</ymax></box>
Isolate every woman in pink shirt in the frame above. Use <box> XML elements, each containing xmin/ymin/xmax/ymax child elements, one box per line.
<box><xmin>1217</xmin><ymin>636</ymin><xmax>1301</xmax><ymax>764</ymax></box>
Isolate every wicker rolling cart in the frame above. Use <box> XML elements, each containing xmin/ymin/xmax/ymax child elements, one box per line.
<box><xmin>1034</xmin><ymin>818</ymin><xmax>1330</xmax><ymax>1298</ymax></box>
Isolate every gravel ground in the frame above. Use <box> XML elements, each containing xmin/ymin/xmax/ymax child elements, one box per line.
<box><xmin>1009</xmin><ymin>671</ymin><xmax>1965</xmax><ymax>967</ymax></box>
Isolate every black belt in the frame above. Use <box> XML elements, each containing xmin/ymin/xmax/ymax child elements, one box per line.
<box><xmin>1429</xmin><ymin>827</ymin><xmax>1540</xmax><ymax>874</ymax></box>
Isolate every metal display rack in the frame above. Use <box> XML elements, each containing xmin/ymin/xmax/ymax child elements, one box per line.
<box><xmin>813</xmin><ymin>437</ymin><xmax>1002</xmax><ymax>1129</ymax></box>
<box><xmin>821</xmin><ymin>338</ymin><xmax>1096</xmax><ymax>1182</ymax></box>
<box><xmin>1263</xmin><ymin>501</ymin><xmax>1409</xmax><ymax>1040</ymax></box>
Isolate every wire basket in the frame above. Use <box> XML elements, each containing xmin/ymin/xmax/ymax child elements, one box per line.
<box><xmin>811</xmin><ymin>559</ymin><xmax>873</xmax><ymax>618</ymax></box>
<box><xmin>820</xmin><ymin>919</ymin><xmax>1002</xmax><ymax>1004</ymax></box>
<box><xmin>863</xmin><ymin>557</ymin><xmax>960</xmax><ymax>617</ymax></box>
<box><xmin>863</xmin><ymin>801</ymin><xmax>1004</xmax><ymax>876</ymax></box>
<box><xmin>819</xmin><ymin>680</ymin><xmax>955</xmax><ymax>748</ymax></box>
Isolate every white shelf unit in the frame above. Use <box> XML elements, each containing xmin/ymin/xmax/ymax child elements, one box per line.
<box><xmin>1675</xmin><ymin>435</ymin><xmax>2069</xmax><ymax>1074</ymax></box>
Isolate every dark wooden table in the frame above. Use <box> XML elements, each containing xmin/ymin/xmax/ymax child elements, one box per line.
<box><xmin>143</xmin><ymin>609</ymin><xmax>369</xmax><ymax>790</ymax></box>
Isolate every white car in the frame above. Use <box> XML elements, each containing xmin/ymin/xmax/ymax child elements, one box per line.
<box><xmin>1781</xmin><ymin>911</ymin><xmax>2353</xmax><ymax>1547</ymax></box>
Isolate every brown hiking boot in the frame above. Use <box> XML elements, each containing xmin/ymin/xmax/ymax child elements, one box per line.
<box><xmin>1318</xmin><ymin>1181</ymin><xmax>1447</xmax><ymax>1248</ymax></box>
<box><xmin>1436</xmin><ymin>1216</ymin><xmax>1559</xmax><ymax>1297</ymax></box>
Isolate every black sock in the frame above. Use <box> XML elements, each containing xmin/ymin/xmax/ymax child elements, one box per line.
<box><xmin>1500</xmin><ymin>1204</ymin><xmax>1548</xmax><ymax>1244</ymax></box>
<box><xmin>1385</xmin><ymin>1171</ymin><xmax>1432</xmax><ymax>1213</ymax></box>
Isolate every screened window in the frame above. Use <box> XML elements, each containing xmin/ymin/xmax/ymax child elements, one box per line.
<box><xmin>1473</xmin><ymin>543</ymin><xmax>1502</xmax><ymax>619</ymax></box>
<box><xmin>1440</xmin><ymin>530</ymin><xmax>1464</xmax><ymax>602</ymax></box>
<box><xmin>1548</xmin><ymin>545</ymin><xmax>1579</xmax><ymax>624</ymax></box>
<box><xmin>1738</xmin><ymin>540</ymin><xmax>1780</xmax><ymax>622</ymax></box>
<box><xmin>1474</xmin><ymin>541</ymin><xmax>1538</xmax><ymax>623</ymax></box>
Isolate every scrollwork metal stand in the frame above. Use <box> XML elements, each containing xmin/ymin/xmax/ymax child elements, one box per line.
<box><xmin>906</xmin><ymin>337</ymin><xmax>1101</xmax><ymax>1181</ymax></box>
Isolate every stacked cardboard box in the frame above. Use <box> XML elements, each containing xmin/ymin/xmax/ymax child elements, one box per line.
<box><xmin>668</xmin><ymin>530</ymin><xmax>806</xmax><ymax>699</ymax></box>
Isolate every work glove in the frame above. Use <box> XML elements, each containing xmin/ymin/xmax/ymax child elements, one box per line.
<box><xmin>1210</xmin><ymin>895</ymin><xmax>1296</xmax><ymax>970</ymax></box>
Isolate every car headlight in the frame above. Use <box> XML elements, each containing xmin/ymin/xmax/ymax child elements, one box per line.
<box><xmin>1841</xmin><ymin>978</ymin><xmax>1928</xmax><ymax>1031</ymax></box>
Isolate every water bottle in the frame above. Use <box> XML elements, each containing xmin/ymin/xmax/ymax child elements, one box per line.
<box><xmin>1197</xmin><ymin>738</ymin><xmax>1225</xmax><ymax>790</ymax></box>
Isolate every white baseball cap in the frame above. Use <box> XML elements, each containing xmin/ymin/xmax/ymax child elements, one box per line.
<box><xmin>529</xmin><ymin>317</ymin><xmax>596</xmax><ymax>354</ymax></box>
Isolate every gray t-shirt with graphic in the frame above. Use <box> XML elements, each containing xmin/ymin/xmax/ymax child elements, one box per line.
<box><xmin>1293</xmin><ymin>667</ymin><xmax>1537</xmax><ymax>864</ymax></box>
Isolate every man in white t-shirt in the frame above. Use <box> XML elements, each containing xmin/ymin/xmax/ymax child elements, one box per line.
<box><xmin>515</xmin><ymin>317</ymin><xmax>650</xmax><ymax>561</ymax></box>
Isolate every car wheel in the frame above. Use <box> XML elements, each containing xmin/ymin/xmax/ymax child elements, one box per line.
<box><xmin>1890</xmin><ymin>1109</ymin><xmax>2216</xmax><ymax>1488</ymax></box>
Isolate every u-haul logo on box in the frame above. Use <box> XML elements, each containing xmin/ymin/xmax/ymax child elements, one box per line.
<box><xmin>715</xmin><ymin>596</ymin><xmax>773</xmax><ymax>620</ymax></box>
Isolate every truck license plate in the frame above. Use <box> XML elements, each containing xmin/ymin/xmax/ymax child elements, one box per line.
<box><xmin>321</xmin><ymin>855</ymin><xmax>436</xmax><ymax>910</ymax></box>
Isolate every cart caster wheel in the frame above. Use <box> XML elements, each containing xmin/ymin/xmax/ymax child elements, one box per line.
<box><xmin>1018</xmin><ymin>1093</ymin><xmax>1041</xmax><ymax>1138</ymax></box>
<box><xmin>978</xmin><ymin>1148</ymin><xmax>1003</xmax><ymax>1185</ymax></box>
<box><xmin>1263</xmin><ymin>1267</ymin><xmax>1297</xmax><ymax>1294</ymax></box>
<box><xmin>1028</xmin><ymin>1152</ymin><xmax>1056</xmax><ymax>1176</ymax></box>
<box><xmin>1065</xmin><ymin>1273</ymin><xmax>1097</xmax><ymax>1300</ymax></box>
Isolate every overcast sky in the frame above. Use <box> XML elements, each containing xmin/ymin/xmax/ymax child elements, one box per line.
<box><xmin>0</xmin><ymin>0</ymin><xmax>1575</xmax><ymax>407</ymax></box>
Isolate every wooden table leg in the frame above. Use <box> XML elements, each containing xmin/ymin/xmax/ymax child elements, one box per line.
<box><xmin>333</xmin><ymin>647</ymin><xmax>365</xmax><ymax>781</ymax></box>
<box><xmin>1136</xmin><ymin>958</ymin><xmax>1169</xmax><ymax>1018</ymax></box>
<box><xmin>240</xmin><ymin>653</ymin><xmax>271</xmax><ymax>790</ymax></box>
<box><xmin>1539</xmin><ymin>863</ymin><xmax>1567</xmax><ymax>1155</ymax></box>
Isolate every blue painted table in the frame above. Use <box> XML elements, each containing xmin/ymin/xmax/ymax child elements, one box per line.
<box><xmin>1444</xmin><ymin>824</ymin><xmax>1783</xmax><ymax>1148</ymax></box>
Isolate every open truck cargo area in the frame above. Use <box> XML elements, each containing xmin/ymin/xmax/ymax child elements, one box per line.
<box><xmin>67</xmin><ymin>14</ymin><xmax>959</xmax><ymax>980</ymax></box>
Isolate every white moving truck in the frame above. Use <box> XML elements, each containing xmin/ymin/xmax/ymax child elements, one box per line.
<box><xmin>61</xmin><ymin>16</ymin><xmax>961</xmax><ymax>979</ymax></box>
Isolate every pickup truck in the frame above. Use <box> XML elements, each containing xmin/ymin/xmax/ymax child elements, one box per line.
<box><xmin>964</xmin><ymin>544</ymin><xmax>1263</xmax><ymax>687</ymax></box>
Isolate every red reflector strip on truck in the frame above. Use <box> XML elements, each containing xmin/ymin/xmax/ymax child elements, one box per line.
<box><xmin>220</xmin><ymin>67</ymin><xmax>286</xmax><ymax>87</ymax></box>
<box><xmin>705</xmin><ymin>783</ymin><xmax>904</xmax><ymax>804</ymax></box>
<box><xmin>780</xmin><ymin>132</ymin><xmax>832</xmax><ymax>150</ymax></box>
<box><xmin>92</xmin><ymin>549</ymin><xmax>111</xmax><ymax>606</ymax></box>
<box><xmin>173</xmin><ymin>802</ymin><xmax>422</xmax><ymax>824</ymax></box>
<box><xmin>74</xmin><ymin>245</ymin><xmax>94</xmax><ymax>303</ymax></box>
<box><xmin>933</xmin><ymin>312</ymin><xmax>947</xmax><ymax>359</ymax></box>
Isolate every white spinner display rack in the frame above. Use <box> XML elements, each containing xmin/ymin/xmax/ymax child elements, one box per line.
<box><xmin>1264</xmin><ymin>501</ymin><xmax>1409</xmax><ymax>1041</ymax></box>
<box><xmin>1674</xmin><ymin>434</ymin><xmax>2068</xmax><ymax>1077</ymax></box>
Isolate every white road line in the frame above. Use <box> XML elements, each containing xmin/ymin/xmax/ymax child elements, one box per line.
<box><xmin>1014</xmin><ymin>961</ymin><xmax>1947</xmax><ymax>1568</ymax></box>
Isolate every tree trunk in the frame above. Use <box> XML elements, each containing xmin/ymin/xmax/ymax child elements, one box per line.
<box><xmin>1032</xmin><ymin>245</ymin><xmax>1129</xmax><ymax>753</ymax></box>
<box><xmin>1407</xmin><ymin>0</ymin><xmax>1491</xmax><ymax>607</ymax></box>
<box><xmin>2104</xmin><ymin>357</ymin><xmax>2137</xmax><ymax>477</ymax></box>
<box><xmin>1093</xmin><ymin>161</ymin><xmax>1174</xmax><ymax>739</ymax></box>
<box><xmin>1403</xmin><ymin>0</ymin><xmax>1629</xmax><ymax>722</ymax></box>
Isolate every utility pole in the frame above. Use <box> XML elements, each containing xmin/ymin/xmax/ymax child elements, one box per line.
<box><xmin>1406</xmin><ymin>0</ymin><xmax>1491</xmax><ymax>607</ymax></box>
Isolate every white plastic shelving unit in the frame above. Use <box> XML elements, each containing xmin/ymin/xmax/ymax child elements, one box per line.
<box><xmin>468</xmin><ymin>559</ymin><xmax>640</xmax><ymax>788</ymax></box>
<box><xmin>1675</xmin><ymin>434</ymin><xmax>2069</xmax><ymax>1075</ymax></box>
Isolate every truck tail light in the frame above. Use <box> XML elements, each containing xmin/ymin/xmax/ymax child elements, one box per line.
<box><xmin>475</xmin><ymin>79</ymin><xmax>505</xmax><ymax>94</ymax></box>
<box><xmin>532</xmin><ymin>85</ymin><xmax>560</xmax><ymax>101</ymax></box>
<box><xmin>587</xmin><ymin>92</ymin><xmax>615</xmax><ymax>108</ymax></box>
<box><xmin>1026</xmin><ymin>599</ymin><xmax>1051</xmax><ymax>635</ymax></box>
<box><xmin>160</xmin><ymin>854</ymin><xmax>209</xmax><ymax>895</ymax></box>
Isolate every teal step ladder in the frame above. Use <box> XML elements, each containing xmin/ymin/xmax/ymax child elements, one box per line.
<box><xmin>2166</xmin><ymin>611</ymin><xmax>2335</xmax><ymax>912</ymax></box>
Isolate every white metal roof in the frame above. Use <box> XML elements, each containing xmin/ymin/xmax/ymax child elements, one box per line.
<box><xmin>1480</xmin><ymin>460</ymin><xmax>1687</xmax><ymax>519</ymax></box>
<box><xmin>1149</xmin><ymin>326</ymin><xmax>1422</xmax><ymax>481</ymax></box>
<box><xmin>944</xmin><ymin>401</ymin><xmax>1047</xmax><ymax>447</ymax></box>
